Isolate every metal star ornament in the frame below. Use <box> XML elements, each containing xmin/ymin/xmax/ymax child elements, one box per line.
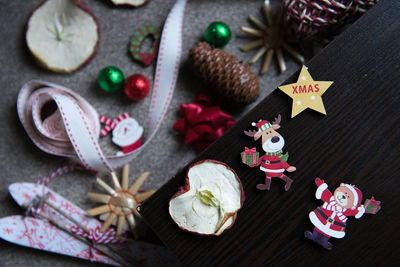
<box><xmin>240</xmin><ymin>0</ymin><xmax>304</xmax><ymax>74</ymax></box>
<box><xmin>278</xmin><ymin>65</ymin><xmax>333</xmax><ymax>118</ymax></box>
<box><xmin>87</xmin><ymin>164</ymin><xmax>155</xmax><ymax>238</ymax></box>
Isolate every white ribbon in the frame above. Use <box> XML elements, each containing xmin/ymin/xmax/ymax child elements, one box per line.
<box><xmin>17</xmin><ymin>0</ymin><xmax>188</xmax><ymax>173</ymax></box>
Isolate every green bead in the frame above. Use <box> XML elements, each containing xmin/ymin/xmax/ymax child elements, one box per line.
<box><xmin>204</xmin><ymin>21</ymin><xmax>231</xmax><ymax>48</ymax></box>
<box><xmin>98</xmin><ymin>66</ymin><xmax>125</xmax><ymax>93</ymax></box>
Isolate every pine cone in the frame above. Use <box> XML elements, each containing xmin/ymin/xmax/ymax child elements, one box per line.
<box><xmin>189</xmin><ymin>42</ymin><xmax>259</xmax><ymax>105</ymax></box>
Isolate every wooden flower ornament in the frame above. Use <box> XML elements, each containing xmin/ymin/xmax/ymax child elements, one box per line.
<box><xmin>240</xmin><ymin>0</ymin><xmax>304</xmax><ymax>74</ymax></box>
<box><xmin>87</xmin><ymin>165</ymin><xmax>155</xmax><ymax>238</ymax></box>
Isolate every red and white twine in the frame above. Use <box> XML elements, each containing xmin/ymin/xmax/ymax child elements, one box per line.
<box><xmin>282</xmin><ymin>0</ymin><xmax>378</xmax><ymax>39</ymax></box>
<box><xmin>37</xmin><ymin>164</ymin><xmax>84</xmax><ymax>185</ymax></box>
<box><xmin>71</xmin><ymin>225</ymin><xmax>126</xmax><ymax>244</ymax></box>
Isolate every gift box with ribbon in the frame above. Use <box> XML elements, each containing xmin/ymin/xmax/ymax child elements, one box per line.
<box><xmin>364</xmin><ymin>197</ymin><xmax>381</xmax><ymax>214</ymax></box>
<box><xmin>241</xmin><ymin>147</ymin><xmax>259</xmax><ymax>166</ymax></box>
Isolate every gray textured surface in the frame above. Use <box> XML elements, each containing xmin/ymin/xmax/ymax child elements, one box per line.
<box><xmin>0</xmin><ymin>0</ymin><xmax>301</xmax><ymax>265</ymax></box>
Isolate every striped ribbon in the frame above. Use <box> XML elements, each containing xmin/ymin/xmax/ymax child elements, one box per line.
<box><xmin>17</xmin><ymin>0</ymin><xmax>188</xmax><ymax>174</ymax></box>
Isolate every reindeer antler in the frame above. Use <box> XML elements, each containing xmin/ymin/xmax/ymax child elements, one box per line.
<box><xmin>272</xmin><ymin>114</ymin><xmax>281</xmax><ymax>125</ymax></box>
<box><xmin>244</xmin><ymin>130</ymin><xmax>257</xmax><ymax>137</ymax></box>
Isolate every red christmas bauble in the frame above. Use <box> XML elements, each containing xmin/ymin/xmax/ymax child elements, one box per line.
<box><xmin>124</xmin><ymin>74</ymin><xmax>151</xmax><ymax>101</ymax></box>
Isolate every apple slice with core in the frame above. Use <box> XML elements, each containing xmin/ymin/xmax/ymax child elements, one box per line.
<box><xmin>169</xmin><ymin>160</ymin><xmax>245</xmax><ymax>236</ymax></box>
<box><xmin>26</xmin><ymin>0</ymin><xmax>99</xmax><ymax>73</ymax></box>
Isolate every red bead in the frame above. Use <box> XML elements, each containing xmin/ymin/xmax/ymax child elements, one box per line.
<box><xmin>124</xmin><ymin>74</ymin><xmax>151</xmax><ymax>101</ymax></box>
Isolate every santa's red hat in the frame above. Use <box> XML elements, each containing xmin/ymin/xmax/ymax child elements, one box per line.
<box><xmin>343</xmin><ymin>184</ymin><xmax>363</xmax><ymax>208</ymax></box>
<box><xmin>251</xmin><ymin>120</ymin><xmax>272</xmax><ymax>132</ymax></box>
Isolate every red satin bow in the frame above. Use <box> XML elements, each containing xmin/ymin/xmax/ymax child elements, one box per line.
<box><xmin>173</xmin><ymin>95</ymin><xmax>235</xmax><ymax>151</ymax></box>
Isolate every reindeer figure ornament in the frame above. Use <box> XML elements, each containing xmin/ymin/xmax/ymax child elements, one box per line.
<box><xmin>243</xmin><ymin>115</ymin><xmax>296</xmax><ymax>191</ymax></box>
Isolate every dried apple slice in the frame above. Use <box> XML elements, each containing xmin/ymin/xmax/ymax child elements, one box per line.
<box><xmin>109</xmin><ymin>0</ymin><xmax>149</xmax><ymax>7</ymax></box>
<box><xmin>26</xmin><ymin>0</ymin><xmax>99</xmax><ymax>73</ymax></box>
<box><xmin>169</xmin><ymin>160</ymin><xmax>245</xmax><ymax>236</ymax></box>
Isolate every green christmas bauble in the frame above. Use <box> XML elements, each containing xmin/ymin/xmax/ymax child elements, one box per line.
<box><xmin>98</xmin><ymin>66</ymin><xmax>125</xmax><ymax>93</ymax></box>
<box><xmin>204</xmin><ymin>21</ymin><xmax>231</xmax><ymax>48</ymax></box>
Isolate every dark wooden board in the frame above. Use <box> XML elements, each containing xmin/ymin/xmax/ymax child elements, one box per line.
<box><xmin>140</xmin><ymin>0</ymin><xmax>400</xmax><ymax>265</ymax></box>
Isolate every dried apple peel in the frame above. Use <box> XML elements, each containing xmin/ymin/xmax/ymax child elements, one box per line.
<box><xmin>26</xmin><ymin>0</ymin><xmax>99</xmax><ymax>73</ymax></box>
<box><xmin>169</xmin><ymin>160</ymin><xmax>244</xmax><ymax>236</ymax></box>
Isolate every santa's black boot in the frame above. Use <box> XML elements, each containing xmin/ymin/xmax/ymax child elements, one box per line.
<box><xmin>318</xmin><ymin>235</ymin><xmax>333</xmax><ymax>250</ymax></box>
<box><xmin>305</xmin><ymin>229</ymin><xmax>333</xmax><ymax>250</ymax></box>
<box><xmin>256</xmin><ymin>177</ymin><xmax>271</xmax><ymax>190</ymax></box>
<box><xmin>281</xmin><ymin>175</ymin><xmax>293</xmax><ymax>191</ymax></box>
<box><xmin>305</xmin><ymin>229</ymin><xmax>319</xmax><ymax>241</ymax></box>
<box><xmin>304</xmin><ymin>230</ymin><xmax>315</xmax><ymax>241</ymax></box>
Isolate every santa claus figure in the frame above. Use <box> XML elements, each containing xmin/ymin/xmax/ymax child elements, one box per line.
<box><xmin>99</xmin><ymin>113</ymin><xmax>143</xmax><ymax>155</ymax></box>
<box><xmin>305</xmin><ymin>178</ymin><xmax>365</xmax><ymax>250</ymax></box>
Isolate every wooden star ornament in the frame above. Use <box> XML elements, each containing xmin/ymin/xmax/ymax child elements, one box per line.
<box><xmin>278</xmin><ymin>65</ymin><xmax>333</xmax><ymax>118</ymax></box>
<box><xmin>87</xmin><ymin>164</ymin><xmax>156</xmax><ymax>238</ymax></box>
<box><xmin>240</xmin><ymin>0</ymin><xmax>304</xmax><ymax>74</ymax></box>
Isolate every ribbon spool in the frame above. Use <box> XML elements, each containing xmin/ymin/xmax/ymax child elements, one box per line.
<box><xmin>17</xmin><ymin>0</ymin><xmax>188</xmax><ymax>173</ymax></box>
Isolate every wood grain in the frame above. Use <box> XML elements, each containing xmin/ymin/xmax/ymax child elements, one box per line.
<box><xmin>140</xmin><ymin>0</ymin><xmax>400</xmax><ymax>265</ymax></box>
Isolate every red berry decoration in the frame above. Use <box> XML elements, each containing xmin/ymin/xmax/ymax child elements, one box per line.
<box><xmin>124</xmin><ymin>74</ymin><xmax>151</xmax><ymax>101</ymax></box>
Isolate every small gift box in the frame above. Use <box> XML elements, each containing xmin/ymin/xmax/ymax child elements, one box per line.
<box><xmin>364</xmin><ymin>197</ymin><xmax>381</xmax><ymax>214</ymax></box>
<box><xmin>241</xmin><ymin>147</ymin><xmax>259</xmax><ymax>166</ymax></box>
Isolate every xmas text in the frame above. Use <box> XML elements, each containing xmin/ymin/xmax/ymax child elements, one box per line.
<box><xmin>292</xmin><ymin>84</ymin><xmax>320</xmax><ymax>94</ymax></box>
